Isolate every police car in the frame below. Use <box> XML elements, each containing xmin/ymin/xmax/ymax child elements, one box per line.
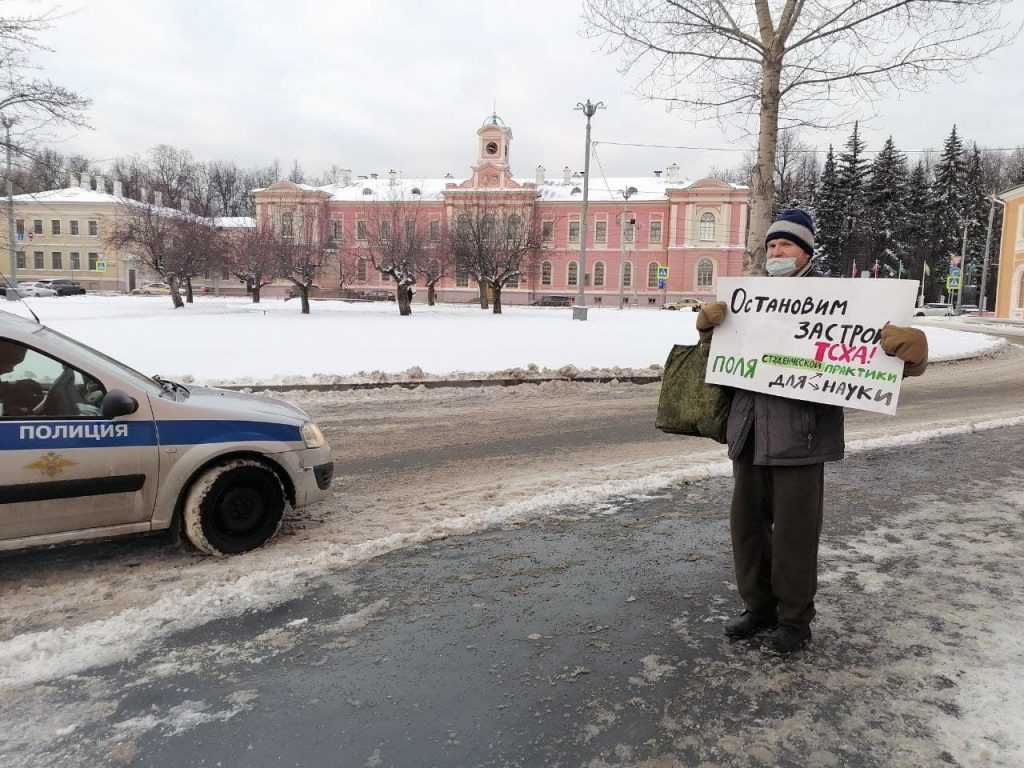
<box><xmin>0</xmin><ymin>311</ymin><xmax>333</xmax><ymax>555</ymax></box>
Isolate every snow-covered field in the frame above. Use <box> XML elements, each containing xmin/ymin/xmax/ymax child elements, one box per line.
<box><xmin>0</xmin><ymin>293</ymin><xmax>1009</xmax><ymax>385</ymax></box>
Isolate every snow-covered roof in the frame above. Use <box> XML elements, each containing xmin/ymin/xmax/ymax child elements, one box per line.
<box><xmin>214</xmin><ymin>216</ymin><xmax>255</xmax><ymax>228</ymax></box>
<box><xmin>12</xmin><ymin>186</ymin><xmax>129</xmax><ymax>205</ymax></box>
<box><xmin>261</xmin><ymin>174</ymin><xmax>747</xmax><ymax>204</ymax></box>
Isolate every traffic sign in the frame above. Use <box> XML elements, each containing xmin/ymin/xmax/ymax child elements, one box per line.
<box><xmin>657</xmin><ymin>279</ymin><xmax>667</xmax><ymax>290</ymax></box>
<box><xmin>949</xmin><ymin>266</ymin><xmax>962</xmax><ymax>278</ymax></box>
<box><xmin>657</xmin><ymin>266</ymin><xmax>669</xmax><ymax>279</ymax></box>
<box><xmin>946</xmin><ymin>275</ymin><xmax>961</xmax><ymax>290</ymax></box>
<box><xmin>95</xmin><ymin>260</ymin><xmax>107</xmax><ymax>272</ymax></box>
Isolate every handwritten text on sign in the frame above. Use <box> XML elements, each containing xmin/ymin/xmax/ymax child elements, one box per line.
<box><xmin>704</xmin><ymin>277</ymin><xmax>919</xmax><ymax>415</ymax></box>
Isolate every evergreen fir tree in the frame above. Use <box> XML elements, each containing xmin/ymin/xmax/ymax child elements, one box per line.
<box><xmin>902</xmin><ymin>161</ymin><xmax>932</xmax><ymax>298</ymax></box>
<box><xmin>961</xmin><ymin>145</ymin><xmax>990</xmax><ymax>287</ymax></box>
<box><xmin>865</xmin><ymin>136</ymin><xmax>909</xmax><ymax>277</ymax></box>
<box><xmin>928</xmin><ymin>125</ymin><xmax>966</xmax><ymax>286</ymax></box>
<box><xmin>836</xmin><ymin>122</ymin><xmax>871</xmax><ymax>277</ymax></box>
<box><xmin>813</xmin><ymin>146</ymin><xmax>844</xmax><ymax>276</ymax></box>
<box><xmin>1005</xmin><ymin>147</ymin><xmax>1024</xmax><ymax>187</ymax></box>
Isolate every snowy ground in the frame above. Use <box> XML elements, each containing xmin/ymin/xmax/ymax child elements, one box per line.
<box><xmin>0</xmin><ymin>295</ymin><xmax>1022</xmax><ymax>766</ymax></box>
<box><xmin>0</xmin><ymin>293</ymin><xmax>1011</xmax><ymax>385</ymax></box>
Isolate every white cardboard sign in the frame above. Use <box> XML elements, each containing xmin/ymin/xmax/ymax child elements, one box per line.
<box><xmin>705</xmin><ymin>277</ymin><xmax>920</xmax><ymax>415</ymax></box>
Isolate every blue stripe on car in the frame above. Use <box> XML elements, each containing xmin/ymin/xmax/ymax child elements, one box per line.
<box><xmin>0</xmin><ymin>420</ymin><xmax>302</xmax><ymax>451</ymax></box>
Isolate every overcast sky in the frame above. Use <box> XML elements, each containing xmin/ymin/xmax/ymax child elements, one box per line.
<box><xmin>20</xmin><ymin>0</ymin><xmax>1024</xmax><ymax>184</ymax></box>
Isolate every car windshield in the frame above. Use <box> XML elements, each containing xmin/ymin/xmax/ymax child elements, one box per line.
<box><xmin>32</xmin><ymin>325</ymin><xmax>163</xmax><ymax>395</ymax></box>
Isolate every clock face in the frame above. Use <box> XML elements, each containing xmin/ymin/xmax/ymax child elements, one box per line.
<box><xmin>485</xmin><ymin>141</ymin><xmax>499</xmax><ymax>156</ymax></box>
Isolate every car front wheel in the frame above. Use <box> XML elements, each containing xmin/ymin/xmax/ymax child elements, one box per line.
<box><xmin>183</xmin><ymin>458</ymin><xmax>286</xmax><ymax>555</ymax></box>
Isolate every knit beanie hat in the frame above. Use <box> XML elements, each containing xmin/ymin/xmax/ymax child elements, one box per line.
<box><xmin>764</xmin><ymin>208</ymin><xmax>815</xmax><ymax>256</ymax></box>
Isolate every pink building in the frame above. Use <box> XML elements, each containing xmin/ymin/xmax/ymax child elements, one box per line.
<box><xmin>253</xmin><ymin>115</ymin><xmax>750</xmax><ymax>305</ymax></box>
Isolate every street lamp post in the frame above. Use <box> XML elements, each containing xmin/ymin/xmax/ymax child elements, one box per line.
<box><xmin>2</xmin><ymin>115</ymin><xmax>18</xmax><ymax>300</ymax></box>
<box><xmin>979</xmin><ymin>194</ymin><xmax>1006</xmax><ymax>313</ymax></box>
<box><xmin>572</xmin><ymin>99</ymin><xmax>604</xmax><ymax>321</ymax></box>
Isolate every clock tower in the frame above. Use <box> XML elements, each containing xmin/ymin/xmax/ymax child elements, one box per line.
<box><xmin>447</xmin><ymin>113</ymin><xmax>534</xmax><ymax>193</ymax></box>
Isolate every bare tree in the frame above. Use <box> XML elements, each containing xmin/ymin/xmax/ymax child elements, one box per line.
<box><xmin>111</xmin><ymin>153</ymin><xmax>148</xmax><ymax>200</ymax></box>
<box><xmin>226</xmin><ymin>222</ymin><xmax>279</xmax><ymax>303</ymax></box>
<box><xmin>171</xmin><ymin>213</ymin><xmax>226</xmax><ymax>303</ymax></box>
<box><xmin>447</xmin><ymin>196</ymin><xmax>543</xmax><ymax>314</ymax></box>
<box><xmin>105</xmin><ymin>202</ymin><xmax>186</xmax><ymax>308</ymax></box>
<box><xmin>268</xmin><ymin>206</ymin><xmax>333</xmax><ymax>315</ymax></box>
<box><xmin>584</xmin><ymin>0</ymin><xmax>1017</xmax><ymax>273</ymax></box>
<box><xmin>345</xmin><ymin>195</ymin><xmax>437</xmax><ymax>316</ymax></box>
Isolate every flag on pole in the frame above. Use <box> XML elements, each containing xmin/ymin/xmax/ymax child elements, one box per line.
<box><xmin>851</xmin><ymin>262</ymin><xmax>858</xmax><ymax>278</ymax></box>
<box><xmin>898</xmin><ymin>260</ymin><xmax>907</xmax><ymax>277</ymax></box>
<box><xmin>923</xmin><ymin>262</ymin><xmax>931</xmax><ymax>277</ymax></box>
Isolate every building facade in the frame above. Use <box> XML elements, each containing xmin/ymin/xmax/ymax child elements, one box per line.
<box><xmin>253</xmin><ymin>116</ymin><xmax>750</xmax><ymax>305</ymax></box>
<box><xmin>995</xmin><ymin>183</ymin><xmax>1024</xmax><ymax>319</ymax></box>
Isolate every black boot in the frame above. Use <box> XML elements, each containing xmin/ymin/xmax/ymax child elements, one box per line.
<box><xmin>762</xmin><ymin>624</ymin><xmax>812</xmax><ymax>655</ymax></box>
<box><xmin>723</xmin><ymin>609</ymin><xmax>777</xmax><ymax>639</ymax></box>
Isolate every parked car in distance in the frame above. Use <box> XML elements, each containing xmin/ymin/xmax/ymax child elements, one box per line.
<box><xmin>914</xmin><ymin>302</ymin><xmax>954</xmax><ymax>317</ymax></box>
<box><xmin>1</xmin><ymin>281</ymin><xmax>57</xmax><ymax>298</ymax></box>
<box><xmin>134</xmin><ymin>282</ymin><xmax>171</xmax><ymax>295</ymax></box>
<box><xmin>362</xmin><ymin>289</ymin><xmax>396</xmax><ymax>301</ymax></box>
<box><xmin>956</xmin><ymin>304</ymin><xmax>980</xmax><ymax>316</ymax></box>
<box><xmin>39</xmin><ymin>278</ymin><xmax>87</xmax><ymax>296</ymax></box>
<box><xmin>662</xmin><ymin>297</ymin><xmax>705</xmax><ymax>312</ymax></box>
<box><xmin>531</xmin><ymin>295</ymin><xmax>574</xmax><ymax>307</ymax></box>
<box><xmin>0</xmin><ymin>311</ymin><xmax>334</xmax><ymax>555</ymax></box>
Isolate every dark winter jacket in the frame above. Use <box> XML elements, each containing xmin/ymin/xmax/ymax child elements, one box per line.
<box><xmin>726</xmin><ymin>268</ymin><xmax>845</xmax><ymax>466</ymax></box>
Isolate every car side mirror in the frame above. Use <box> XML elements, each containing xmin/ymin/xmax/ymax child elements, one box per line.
<box><xmin>101</xmin><ymin>389</ymin><xmax>138</xmax><ymax>419</ymax></box>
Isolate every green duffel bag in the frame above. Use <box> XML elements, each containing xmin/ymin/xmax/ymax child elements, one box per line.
<box><xmin>654</xmin><ymin>343</ymin><xmax>732</xmax><ymax>443</ymax></box>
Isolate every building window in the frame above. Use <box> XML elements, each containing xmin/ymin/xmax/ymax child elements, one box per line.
<box><xmin>356</xmin><ymin>220</ymin><xmax>368</xmax><ymax>241</ymax></box>
<box><xmin>379</xmin><ymin>221</ymin><xmax>391</xmax><ymax>243</ymax></box>
<box><xmin>70</xmin><ymin>220</ymin><xmax>79</xmax><ymax>236</ymax></box>
<box><xmin>625</xmin><ymin>221</ymin><xmax>635</xmax><ymax>243</ymax></box>
<box><xmin>593</xmin><ymin>261</ymin><xmax>605</xmax><ymax>287</ymax></box>
<box><xmin>541</xmin><ymin>260</ymin><xmax>552</xmax><ymax>286</ymax></box>
<box><xmin>542</xmin><ymin>220</ymin><xmax>554</xmax><ymax>242</ymax></box>
<box><xmin>429</xmin><ymin>220</ymin><xmax>440</xmax><ymax>241</ymax></box>
<box><xmin>699</xmin><ymin>212</ymin><xmax>715</xmax><ymax>241</ymax></box>
<box><xmin>623</xmin><ymin>261</ymin><xmax>632</xmax><ymax>289</ymax></box>
<box><xmin>332</xmin><ymin>220</ymin><xmax>343</xmax><ymax>241</ymax></box>
<box><xmin>52</xmin><ymin>252</ymin><xmax>62</xmax><ymax>269</ymax></box>
<box><xmin>568</xmin><ymin>261</ymin><xmax>579</xmax><ymax>287</ymax></box>
<box><xmin>15</xmin><ymin>250</ymin><xmax>25</xmax><ymax>269</ymax></box>
<box><xmin>88</xmin><ymin>220</ymin><xmax>98</xmax><ymax>237</ymax></box>
<box><xmin>647</xmin><ymin>261</ymin><xmax>659</xmax><ymax>288</ymax></box>
<box><xmin>595</xmin><ymin>221</ymin><xmax>607</xmax><ymax>243</ymax></box>
<box><xmin>506</xmin><ymin>214</ymin><xmax>521</xmax><ymax>241</ymax></box>
<box><xmin>51</xmin><ymin>220</ymin><xmax>61</xmax><ymax>235</ymax></box>
<box><xmin>697</xmin><ymin>258</ymin><xmax>714</xmax><ymax>288</ymax></box>
<box><xmin>280</xmin><ymin>213</ymin><xmax>293</xmax><ymax>237</ymax></box>
<box><xmin>356</xmin><ymin>258</ymin><xmax>367</xmax><ymax>282</ymax></box>
<box><xmin>15</xmin><ymin>219</ymin><xmax>23</xmax><ymax>236</ymax></box>
<box><xmin>455</xmin><ymin>261</ymin><xmax>469</xmax><ymax>287</ymax></box>
<box><xmin>506</xmin><ymin>272</ymin><xmax>519</xmax><ymax>288</ymax></box>
<box><xmin>70</xmin><ymin>252</ymin><xmax>80</xmax><ymax>270</ymax></box>
<box><xmin>33</xmin><ymin>251</ymin><xmax>44</xmax><ymax>269</ymax></box>
<box><xmin>1017</xmin><ymin>270</ymin><xmax>1024</xmax><ymax>308</ymax></box>
<box><xmin>33</xmin><ymin>220</ymin><xmax>42</xmax><ymax>235</ymax></box>
<box><xmin>88</xmin><ymin>252</ymin><xmax>99</xmax><ymax>270</ymax></box>
<box><xmin>568</xmin><ymin>221</ymin><xmax>580</xmax><ymax>243</ymax></box>
<box><xmin>649</xmin><ymin>221</ymin><xmax>662</xmax><ymax>244</ymax></box>
<box><xmin>405</xmin><ymin>219</ymin><xmax>416</xmax><ymax>240</ymax></box>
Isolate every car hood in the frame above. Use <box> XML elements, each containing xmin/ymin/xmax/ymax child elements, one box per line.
<box><xmin>165</xmin><ymin>385</ymin><xmax>311</xmax><ymax>425</ymax></box>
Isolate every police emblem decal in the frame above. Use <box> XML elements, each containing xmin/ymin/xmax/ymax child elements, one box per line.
<box><xmin>26</xmin><ymin>451</ymin><xmax>78</xmax><ymax>478</ymax></box>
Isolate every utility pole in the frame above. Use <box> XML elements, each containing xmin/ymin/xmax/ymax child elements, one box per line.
<box><xmin>2</xmin><ymin>115</ymin><xmax>18</xmax><ymax>300</ymax></box>
<box><xmin>954</xmin><ymin>221</ymin><xmax>969</xmax><ymax>313</ymax></box>
<box><xmin>617</xmin><ymin>186</ymin><xmax>636</xmax><ymax>309</ymax></box>
<box><xmin>979</xmin><ymin>195</ymin><xmax>1005</xmax><ymax>314</ymax></box>
<box><xmin>572</xmin><ymin>99</ymin><xmax>603</xmax><ymax>321</ymax></box>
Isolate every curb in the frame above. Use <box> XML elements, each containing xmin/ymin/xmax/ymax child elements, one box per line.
<box><xmin>217</xmin><ymin>374</ymin><xmax>664</xmax><ymax>393</ymax></box>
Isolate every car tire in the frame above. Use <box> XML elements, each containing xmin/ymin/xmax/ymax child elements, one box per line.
<box><xmin>666</xmin><ymin>306</ymin><xmax>678</xmax><ymax>311</ymax></box>
<box><xmin>183</xmin><ymin>458</ymin><xmax>286</xmax><ymax>556</ymax></box>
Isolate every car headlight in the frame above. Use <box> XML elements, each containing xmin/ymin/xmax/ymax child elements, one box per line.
<box><xmin>300</xmin><ymin>421</ymin><xmax>326</xmax><ymax>449</ymax></box>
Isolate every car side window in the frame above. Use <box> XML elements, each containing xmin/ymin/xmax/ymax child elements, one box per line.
<box><xmin>0</xmin><ymin>339</ymin><xmax>105</xmax><ymax>419</ymax></box>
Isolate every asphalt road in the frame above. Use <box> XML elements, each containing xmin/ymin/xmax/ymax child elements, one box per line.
<box><xmin>31</xmin><ymin>424</ymin><xmax>1024</xmax><ymax>768</ymax></box>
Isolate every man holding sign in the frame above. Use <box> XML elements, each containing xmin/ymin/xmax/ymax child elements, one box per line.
<box><xmin>696</xmin><ymin>209</ymin><xmax>928</xmax><ymax>655</ymax></box>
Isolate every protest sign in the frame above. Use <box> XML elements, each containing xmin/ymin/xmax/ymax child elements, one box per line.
<box><xmin>705</xmin><ymin>277</ymin><xmax>919</xmax><ymax>415</ymax></box>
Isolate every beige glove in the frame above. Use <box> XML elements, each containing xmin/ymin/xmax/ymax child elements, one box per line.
<box><xmin>695</xmin><ymin>301</ymin><xmax>727</xmax><ymax>345</ymax></box>
<box><xmin>880</xmin><ymin>323</ymin><xmax>928</xmax><ymax>377</ymax></box>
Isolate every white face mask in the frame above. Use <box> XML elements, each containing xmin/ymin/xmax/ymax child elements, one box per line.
<box><xmin>765</xmin><ymin>257</ymin><xmax>799</xmax><ymax>277</ymax></box>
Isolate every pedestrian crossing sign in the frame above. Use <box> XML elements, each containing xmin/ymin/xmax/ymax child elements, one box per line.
<box><xmin>657</xmin><ymin>266</ymin><xmax>669</xmax><ymax>279</ymax></box>
<box><xmin>946</xmin><ymin>275</ymin><xmax>961</xmax><ymax>290</ymax></box>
